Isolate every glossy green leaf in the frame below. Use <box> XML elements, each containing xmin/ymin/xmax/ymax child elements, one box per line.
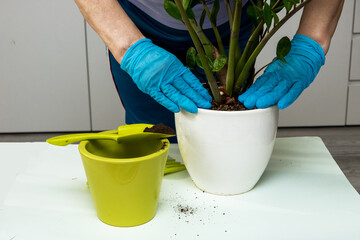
<box><xmin>249</xmin><ymin>0</ymin><xmax>263</xmax><ymax>14</ymax></box>
<box><xmin>164</xmin><ymin>0</ymin><xmax>182</xmax><ymax>21</ymax></box>
<box><xmin>273</xmin><ymin>5</ymin><xmax>284</xmax><ymax>13</ymax></box>
<box><xmin>213</xmin><ymin>55</ymin><xmax>227</xmax><ymax>72</ymax></box>
<box><xmin>210</xmin><ymin>0</ymin><xmax>220</xmax><ymax>25</ymax></box>
<box><xmin>288</xmin><ymin>0</ymin><xmax>300</xmax><ymax>4</ymax></box>
<box><xmin>246</xmin><ymin>6</ymin><xmax>259</xmax><ymax>25</ymax></box>
<box><xmin>196</xmin><ymin>54</ymin><xmax>214</xmax><ymax>71</ymax></box>
<box><xmin>186</xmin><ymin>47</ymin><xmax>197</xmax><ymax>69</ymax></box>
<box><xmin>200</xmin><ymin>9</ymin><xmax>206</xmax><ymax>28</ymax></box>
<box><xmin>186</xmin><ymin>7</ymin><xmax>195</xmax><ymax>19</ymax></box>
<box><xmin>181</xmin><ymin>0</ymin><xmax>191</xmax><ymax>10</ymax></box>
<box><xmin>272</xmin><ymin>11</ymin><xmax>279</xmax><ymax>26</ymax></box>
<box><xmin>270</xmin><ymin>0</ymin><xmax>277</xmax><ymax>8</ymax></box>
<box><xmin>276</xmin><ymin>36</ymin><xmax>291</xmax><ymax>63</ymax></box>
<box><xmin>263</xmin><ymin>2</ymin><xmax>272</xmax><ymax>29</ymax></box>
<box><xmin>283</xmin><ymin>0</ymin><xmax>293</xmax><ymax>12</ymax></box>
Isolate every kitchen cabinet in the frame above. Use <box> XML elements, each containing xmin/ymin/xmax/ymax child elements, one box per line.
<box><xmin>354</xmin><ymin>0</ymin><xmax>360</xmax><ymax>33</ymax></box>
<box><xmin>0</xmin><ymin>1</ymin><xmax>90</xmax><ymax>132</ymax></box>
<box><xmin>347</xmin><ymin>84</ymin><xmax>360</xmax><ymax>125</ymax></box>
<box><xmin>346</xmin><ymin>0</ymin><xmax>360</xmax><ymax>125</ymax></box>
<box><xmin>350</xmin><ymin>36</ymin><xmax>360</xmax><ymax>81</ymax></box>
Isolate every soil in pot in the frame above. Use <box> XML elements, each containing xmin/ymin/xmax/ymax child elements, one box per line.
<box><xmin>144</xmin><ymin>123</ymin><xmax>176</xmax><ymax>135</ymax></box>
<box><xmin>203</xmin><ymin>84</ymin><xmax>255</xmax><ymax>111</ymax></box>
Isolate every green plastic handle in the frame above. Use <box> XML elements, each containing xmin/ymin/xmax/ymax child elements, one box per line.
<box><xmin>46</xmin><ymin>133</ymin><xmax>118</xmax><ymax>146</ymax></box>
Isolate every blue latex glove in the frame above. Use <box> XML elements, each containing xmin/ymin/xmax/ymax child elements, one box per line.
<box><xmin>238</xmin><ymin>34</ymin><xmax>325</xmax><ymax>110</ymax></box>
<box><xmin>120</xmin><ymin>39</ymin><xmax>212</xmax><ymax>113</ymax></box>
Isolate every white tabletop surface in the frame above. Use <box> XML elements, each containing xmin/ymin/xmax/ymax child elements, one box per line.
<box><xmin>0</xmin><ymin>137</ymin><xmax>359</xmax><ymax>240</ymax></box>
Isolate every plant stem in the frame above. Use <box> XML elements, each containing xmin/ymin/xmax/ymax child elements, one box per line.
<box><xmin>201</xmin><ymin>1</ymin><xmax>226</xmax><ymax>56</ymax></box>
<box><xmin>225</xmin><ymin>0</ymin><xmax>242</xmax><ymax>96</ymax></box>
<box><xmin>234</xmin><ymin>0</ymin><xmax>311</xmax><ymax>94</ymax></box>
<box><xmin>253</xmin><ymin>58</ymin><xmax>277</xmax><ymax>77</ymax></box>
<box><xmin>224</xmin><ymin>0</ymin><xmax>233</xmax><ymax>30</ymax></box>
<box><xmin>174</xmin><ymin>0</ymin><xmax>221</xmax><ymax>103</ymax></box>
<box><xmin>234</xmin><ymin>19</ymin><xmax>263</xmax><ymax>78</ymax></box>
<box><xmin>189</xmin><ymin>19</ymin><xmax>214</xmax><ymax>59</ymax></box>
<box><xmin>234</xmin><ymin>0</ymin><xmax>272</xmax><ymax>79</ymax></box>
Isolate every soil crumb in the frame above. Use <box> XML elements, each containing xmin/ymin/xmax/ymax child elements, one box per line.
<box><xmin>143</xmin><ymin>123</ymin><xmax>175</xmax><ymax>135</ymax></box>
<box><xmin>175</xmin><ymin>204</ymin><xmax>197</xmax><ymax>216</ymax></box>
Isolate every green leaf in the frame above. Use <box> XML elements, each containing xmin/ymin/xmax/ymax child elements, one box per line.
<box><xmin>246</xmin><ymin>6</ymin><xmax>259</xmax><ymax>25</ymax></box>
<box><xmin>186</xmin><ymin>47</ymin><xmax>197</xmax><ymax>69</ymax></box>
<box><xmin>181</xmin><ymin>0</ymin><xmax>191</xmax><ymax>10</ymax></box>
<box><xmin>186</xmin><ymin>7</ymin><xmax>195</xmax><ymax>19</ymax></box>
<box><xmin>263</xmin><ymin>2</ymin><xmax>272</xmax><ymax>29</ymax></box>
<box><xmin>164</xmin><ymin>0</ymin><xmax>182</xmax><ymax>21</ymax></box>
<box><xmin>276</xmin><ymin>36</ymin><xmax>291</xmax><ymax>63</ymax></box>
<box><xmin>213</xmin><ymin>55</ymin><xmax>227</xmax><ymax>72</ymax></box>
<box><xmin>270</xmin><ymin>0</ymin><xmax>277</xmax><ymax>8</ymax></box>
<box><xmin>288</xmin><ymin>0</ymin><xmax>300</xmax><ymax>4</ymax></box>
<box><xmin>200</xmin><ymin>9</ymin><xmax>206</xmax><ymax>29</ymax></box>
<box><xmin>272</xmin><ymin>11</ymin><xmax>279</xmax><ymax>26</ymax></box>
<box><xmin>283</xmin><ymin>0</ymin><xmax>293</xmax><ymax>12</ymax></box>
<box><xmin>273</xmin><ymin>5</ymin><xmax>284</xmax><ymax>13</ymax></box>
<box><xmin>195</xmin><ymin>54</ymin><xmax>214</xmax><ymax>71</ymax></box>
<box><xmin>210</xmin><ymin>0</ymin><xmax>220</xmax><ymax>25</ymax></box>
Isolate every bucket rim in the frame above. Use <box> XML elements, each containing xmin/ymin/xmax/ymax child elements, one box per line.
<box><xmin>78</xmin><ymin>137</ymin><xmax>170</xmax><ymax>163</ymax></box>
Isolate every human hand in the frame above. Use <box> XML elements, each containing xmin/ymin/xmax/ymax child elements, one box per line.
<box><xmin>120</xmin><ymin>39</ymin><xmax>212</xmax><ymax>113</ymax></box>
<box><xmin>238</xmin><ymin>34</ymin><xmax>326</xmax><ymax>110</ymax></box>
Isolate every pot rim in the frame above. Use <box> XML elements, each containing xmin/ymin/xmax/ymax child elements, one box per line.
<box><xmin>195</xmin><ymin>105</ymin><xmax>278</xmax><ymax>115</ymax></box>
<box><xmin>78</xmin><ymin>138</ymin><xmax>170</xmax><ymax>164</ymax></box>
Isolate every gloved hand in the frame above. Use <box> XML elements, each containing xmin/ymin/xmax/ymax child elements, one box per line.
<box><xmin>120</xmin><ymin>39</ymin><xmax>212</xmax><ymax>113</ymax></box>
<box><xmin>238</xmin><ymin>34</ymin><xmax>325</xmax><ymax>110</ymax></box>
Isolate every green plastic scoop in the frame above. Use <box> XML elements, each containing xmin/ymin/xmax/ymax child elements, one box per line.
<box><xmin>46</xmin><ymin>123</ymin><xmax>175</xmax><ymax>146</ymax></box>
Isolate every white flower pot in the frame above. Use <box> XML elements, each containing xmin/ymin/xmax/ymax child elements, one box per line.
<box><xmin>175</xmin><ymin>106</ymin><xmax>279</xmax><ymax>195</ymax></box>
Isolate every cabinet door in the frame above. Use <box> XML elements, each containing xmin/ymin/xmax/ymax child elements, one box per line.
<box><xmin>347</xmin><ymin>84</ymin><xmax>360</xmax><ymax>125</ymax></box>
<box><xmin>350</xmin><ymin>36</ymin><xmax>360</xmax><ymax>80</ymax></box>
<box><xmin>255</xmin><ymin>0</ymin><xmax>354</xmax><ymax>126</ymax></box>
<box><xmin>354</xmin><ymin>0</ymin><xmax>360</xmax><ymax>33</ymax></box>
<box><xmin>0</xmin><ymin>1</ymin><xmax>90</xmax><ymax>132</ymax></box>
<box><xmin>85</xmin><ymin>24</ymin><xmax>125</xmax><ymax>131</ymax></box>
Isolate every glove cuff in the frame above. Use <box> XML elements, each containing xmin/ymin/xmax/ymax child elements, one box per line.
<box><xmin>291</xmin><ymin>34</ymin><xmax>326</xmax><ymax>82</ymax></box>
<box><xmin>120</xmin><ymin>38</ymin><xmax>152</xmax><ymax>74</ymax></box>
<box><xmin>292</xmin><ymin>34</ymin><xmax>326</xmax><ymax>65</ymax></box>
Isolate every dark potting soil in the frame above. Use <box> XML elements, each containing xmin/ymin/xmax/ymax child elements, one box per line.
<box><xmin>204</xmin><ymin>84</ymin><xmax>251</xmax><ymax>111</ymax></box>
<box><xmin>143</xmin><ymin>123</ymin><xmax>176</xmax><ymax>135</ymax></box>
<box><xmin>210</xmin><ymin>98</ymin><xmax>248</xmax><ymax>111</ymax></box>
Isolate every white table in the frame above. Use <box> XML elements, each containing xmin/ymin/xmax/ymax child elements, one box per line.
<box><xmin>0</xmin><ymin>137</ymin><xmax>359</xmax><ymax>240</ymax></box>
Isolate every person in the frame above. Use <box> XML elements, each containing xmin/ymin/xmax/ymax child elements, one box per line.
<box><xmin>74</xmin><ymin>0</ymin><xmax>344</xmax><ymax>135</ymax></box>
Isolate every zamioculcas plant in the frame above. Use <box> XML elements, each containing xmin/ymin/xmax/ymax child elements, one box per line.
<box><xmin>164</xmin><ymin>0</ymin><xmax>311</xmax><ymax>109</ymax></box>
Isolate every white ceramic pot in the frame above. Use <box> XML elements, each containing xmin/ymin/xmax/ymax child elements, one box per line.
<box><xmin>175</xmin><ymin>106</ymin><xmax>279</xmax><ymax>195</ymax></box>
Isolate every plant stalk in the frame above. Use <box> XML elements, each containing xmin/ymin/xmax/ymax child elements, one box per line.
<box><xmin>224</xmin><ymin>0</ymin><xmax>233</xmax><ymax>30</ymax></box>
<box><xmin>234</xmin><ymin>19</ymin><xmax>263</xmax><ymax>78</ymax></box>
<box><xmin>234</xmin><ymin>0</ymin><xmax>275</xmax><ymax>79</ymax></box>
<box><xmin>174</xmin><ymin>0</ymin><xmax>221</xmax><ymax>103</ymax></box>
<box><xmin>253</xmin><ymin>58</ymin><xmax>277</xmax><ymax>78</ymax></box>
<box><xmin>201</xmin><ymin>1</ymin><xmax>226</xmax><ymax>56</ymax></box>
<box><xmin>225</xmin><ymin>0</ymin><xmax>242</xmax><ymax>96</ymax></box>
<box><xmin>189</xmin><ymin>19</ymin><xmax>214</xmax><ymax>59</ymax></box>
<box><xmin>234</xmin><ymin>0</ymin><xmax>311</xmax><ymax>94</ymax></box>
